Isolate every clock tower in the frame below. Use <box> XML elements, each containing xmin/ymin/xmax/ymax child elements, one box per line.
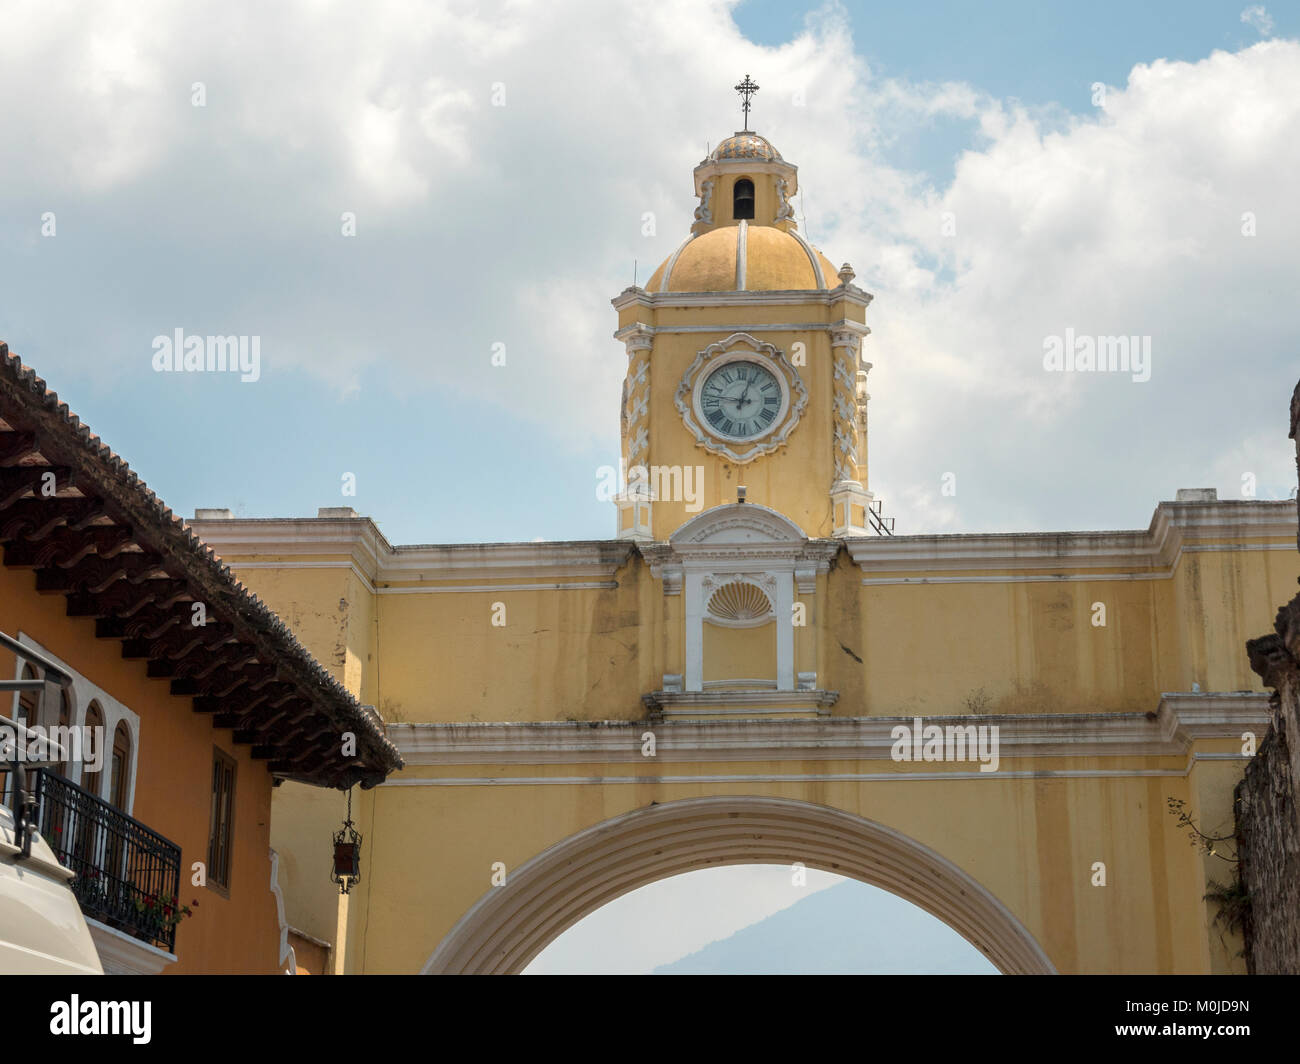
<box><xmin>612</xmin><ymin>119</ymin><xmax>876</xmax><ymax>541</ymax></box>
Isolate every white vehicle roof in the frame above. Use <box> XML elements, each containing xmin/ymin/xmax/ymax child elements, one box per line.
<box><xmin>0</xmin><ymin>790</ymin><xmax>103</xmax><ymax>974</ymax></box>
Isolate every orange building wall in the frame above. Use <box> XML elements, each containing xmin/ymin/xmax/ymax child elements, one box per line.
<box><xmin>0</xmin><ymin>560</ymin><xmax>282</xmax><ymax>974</ymax></box>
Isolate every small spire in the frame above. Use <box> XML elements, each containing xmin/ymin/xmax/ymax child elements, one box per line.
<box><xmin>734</xmin><ymin>75</ymin><xmax>759</xmax><ymax>132</ymax></box>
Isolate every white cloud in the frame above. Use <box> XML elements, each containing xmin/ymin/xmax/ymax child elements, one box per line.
<box><xmin>1241</xmin><ymin>5</ymin><xmax>1274</xmax><ymax>36</ymax></box>
<box><xmin>0</xmin><ymin>2</ymin><xmax>1297</xmax><ymax>533</ymax></box>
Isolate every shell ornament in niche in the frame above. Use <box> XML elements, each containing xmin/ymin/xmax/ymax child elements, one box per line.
<box><xmin>706</xmin><ymin>581</ymin><xmax>773</xmax><ymax>625</ymax></box>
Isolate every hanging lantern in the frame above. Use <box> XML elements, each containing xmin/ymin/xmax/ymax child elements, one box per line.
<box><xmin>330</xmin><ymin>787</ymin><xmax>362</xmax><ymax>895</ymax></box>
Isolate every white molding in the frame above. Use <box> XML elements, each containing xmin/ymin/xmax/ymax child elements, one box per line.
<box><xmin>386</xmin><ymin>768</ymin><xmax>1195</xmax><ymax>786</ymax></box>
<box><xmin>188</xmin><ymin>500</ymin><xmax>1297</xmax><ymax>591</ymax></box>
<box><xmin>788</xmin><ymin>228</ymin><xmax>827</xmax><ymax>287</ymax></box>
<box><xmin>287</xmin><ymin>924</ymin><xmax>333</xmax><ymax>950</ymax></box>
<box><xmin>194</xmin><ymin>561</ymin><xmax>620</xmax><ymax>595</ymax></box>
<box><xmin>17</xmin><ymin>634</ymin><xmax>140</xmax><ymax>810</ymax></box>
<box><xmin>631</xmin><ymin>322</ymin><xmax>873</xmax><ymax>335</ymax></box>
<box><xmin>610</xmin><ymin>288</ymin><xmax>873</xmax><ymax>311</ymax></box>
<box><xmin>188</xmin><ymin>516</ymin><xmax>390</xmax><ymax>578</ymax></box>
<box><xmin>186</xmin><ymin>521</ymin><xmax>636</xmax><ymax>588</ymax></box>
<box><xmin>735</xmin><ymin>219</ymin><xmax>747</xmax><ymax>289</ymax></box>
<box><xmin>269</xmin><ymin>848</ymin><xmax>297</xmax><ymax>975</ymax></box>
<box><xmin>85</xmin><ymin>918</ymin><xmax>176</xmax><ymax>975</ymax></box>
<box><xmin>861</xmin><ymin>573</ymin><xmax>1173</xmax><ymax>586</ymax></box>
<box><xmin>645</xmin><ymin>688</ymin><xmax>837</xmax><ymax>718</ymax></box>
<box><xmin>846</xmin><ymin>500</ymin><xmax>1297</xmax><ymax>579</ymax></box>
<box><xmin>693</xmin><ymin>157</ymin><xmax>797</xmax><ymax>190</ymax></box>
<box><xmin>658</xmin><ymin>234</ymin><xmax>695</xmax><ymax>292</ymax></box>
<box><xmin>377</xmin><ymin>582</ymin><xmax>619</xmax><ymax>595</ymax></box>
<box><xmin>385</xmin><ymin>692</ymin><xmax>1269</xmax><ymax>766</ymax></box>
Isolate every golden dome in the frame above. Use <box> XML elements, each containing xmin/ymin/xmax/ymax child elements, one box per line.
<box><xmin>710</xmin><ymin>132</ymin><xmax>783</xmax><ymax>162</ymax></box>
<box><xmin>646</xmin><ymin>224</ymin><xmax>839</xmax><ymax>293</ymax></box>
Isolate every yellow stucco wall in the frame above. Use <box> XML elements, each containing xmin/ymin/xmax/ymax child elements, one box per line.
<box><xmin>198</xmin><ymin>506</ymin><xmax>1296</xmax><ymax>974</ymax></box>
<box><xmin>220</xmin><ymin>532</ymin><xmax>1294</xmax><ymax>727</ymax></box>
<box><xmin>352</xmin><ymin>758</ymin><xmax>1216</xmax><ymax>975</ymax></box>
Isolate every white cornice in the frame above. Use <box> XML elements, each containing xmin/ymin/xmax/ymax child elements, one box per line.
<box><xmin>188</xmin><ymin>519</ymin><xmax>635</xmax><ymax>587</ymax></box>
<box><xmin>845</xmin><ymin>500</ymin><xmax>1297</xmax><ymax>578</ymax></box>
<box><xmin>386</xmin><ymin>692</ymin><xmax>1270</xmax><ymax>766</ymax></box>
<box><xmin>188</xmin><ymin>517</ymin><xmax>390</xmax><ymax>579</ymax></box>
<box><xmin>611</xmin><ymin>287</ymin><xmax>872</xmax><ymax>311</ymax></box>
<box><xmin>382</xmin><ymin>542</ymin><xmax>632</xmax><ymax>583</ymax></box>
<box><xmin>643</xmin><ymin>689</ymin><xmax>839</xmax><ymax>716</ymax></box>
<box><xmin>190</xmin><ymin>501</ymin><xmax>1295</xmax><ymax>589</ymax></box>
<box><xmin>616</xmin><ymin>322</ymin><xmax>874</xmax><ymax>341</ymax></box>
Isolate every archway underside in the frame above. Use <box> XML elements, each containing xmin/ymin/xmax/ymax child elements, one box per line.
<box><xmin>423</xmin><ymin>796</ymin><xmax>1056</xmax><ymax>975</ymax></box>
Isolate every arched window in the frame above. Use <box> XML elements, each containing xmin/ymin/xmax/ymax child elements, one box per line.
<box><xmin>733</xmin><ymin>178</ymin><xmax>755</xmax><ymax>220</ymax></box>
<box><xmin>109</xmin><ymin>722</ymin><xmax>131</xmax><ymax>810</ymax></box>
<box><xmin>2</xmin><ymin>665</ymin><xmax>38</xmax><ymax>806</ymax></box>
<box><xmin>54</xmin><ymin>688</ymin><xmax>72</xmax><ymax>777</ymax></box>
<box><xmin>16</xmin><ymin>664</ymin><xmax>37</xmax><ymax>729</ymax></box>
<box><xmin>82</xmin><ymin>701</ymin><xmax>104</xmax><ymax>799</ymax></box>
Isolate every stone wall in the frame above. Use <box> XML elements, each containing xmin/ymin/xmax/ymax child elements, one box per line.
<box><xmin>1234</xmin><ymin>717</ymin><xmax>1300</xmax><ymax>973</ymax></box>
<box><xmin>1238</xmin><ymin>378</ymin><xmax>1300</xmax><ymax>973</ymax></box>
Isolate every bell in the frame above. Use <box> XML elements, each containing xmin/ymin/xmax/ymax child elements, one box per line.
<box><xmin>733</xmin><ymin>179</ymin><xmax>755</xmax><ymax>220</ymax></box>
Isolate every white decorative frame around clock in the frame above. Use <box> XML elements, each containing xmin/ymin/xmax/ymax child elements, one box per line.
<box><xmin>674</xmin><ymin>332</ymin><xmax>808</xmax><ymax>464</ymax></box>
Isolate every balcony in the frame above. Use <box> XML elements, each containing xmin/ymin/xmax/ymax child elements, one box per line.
<box><xmin>28</xmin><ymin>767</ymin><xmax>182</xmax><ymax>953</ymax></box>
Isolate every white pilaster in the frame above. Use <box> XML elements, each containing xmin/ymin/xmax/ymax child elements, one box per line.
<box><xmin>684</xmin><ymin>570</ymin><xmax>705</xmax><ymax>693</ymax></box>
<box><xmin>774</xmin><ymin>573</ymin><xmax>794</xmax><ymax>690</ymax></box>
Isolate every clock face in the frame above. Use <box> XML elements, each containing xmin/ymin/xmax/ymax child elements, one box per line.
<box><xmin>699</xmin><ymin>360</ymin><xmax>784</xmax><ymax>441</ymax></box>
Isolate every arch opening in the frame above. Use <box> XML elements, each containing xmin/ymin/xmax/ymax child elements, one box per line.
<box><xmin>423</xmin><ymin>796</ymin><xmax>1055</xmax><ymax>975</ymax></box>
<box><xmin>527</xmin><ymin>865</ymin><xmax>999</xmax><ymax>974</ymax></box>
<box><xmin>732</xmin><ymin>178</ymin><xmax>755</xmax><ymax>220</ymax></box>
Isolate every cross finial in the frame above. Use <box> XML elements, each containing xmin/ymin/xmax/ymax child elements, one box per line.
<box><xmin>734</xmin><ymin>74</ymin><xmax>759</xmax><ymax>131</ymax></box>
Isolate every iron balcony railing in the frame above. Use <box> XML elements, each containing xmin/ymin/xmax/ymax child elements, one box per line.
<box><xmin>868</xmin><ymin>499</ymin><xmax>895</xmax><ymax>536</ymax></box>
<box><xmin>28</xmin><ymin>767</ymin><xmax>182</xmax><ymax>953</ymax></box>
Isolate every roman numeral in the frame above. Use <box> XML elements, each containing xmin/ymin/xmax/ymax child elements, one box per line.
<box><xmin>720</xmin><ymin>417</ymin><xmax>734</xmax><ymax>434</ymax></box>
<box><xmin>707</xmin><ymin>408</ymin><xmax>725</xmax><ymax>427</ymax></box>
<box><xmin>703</xmin><ymin>395</ymin><xmax>721</xmax><ymax>409</ymax></box>
<box><xmin>763</xmin><ymin>395</ymin><xmax>779</xmax><ymax>406</ymax></box>
<box><xmin>759</xmin><ymin>408</ymin><xmax>775</xmax><ymax>424</ymax></box>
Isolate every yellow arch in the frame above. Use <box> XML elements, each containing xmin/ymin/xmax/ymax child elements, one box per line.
<box><xmin>422</xmin><ymin>795</ymin><xmax>1056</xmax><ymax>975</ymax></box>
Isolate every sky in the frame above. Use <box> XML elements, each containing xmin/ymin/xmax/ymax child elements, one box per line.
<box><xmin>3</xmin><ymin>0</ymin><xmax>1297</xmax><ymax>970</ymax></box>
<box><xmin>2</xmin><ymin>0</ymin><xmax>1298</xmax><ymax>548</ymax></box>
<box><xmin>525</xmin><ymin>866</ymin><xmax>998</xmax><ymax>975</ymax></box>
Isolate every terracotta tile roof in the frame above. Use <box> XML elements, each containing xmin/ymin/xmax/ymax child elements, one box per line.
<box><xmin>0</xmin><ymin>344</ymin><xmax>403</xmax><ymax>788</ymax></box>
